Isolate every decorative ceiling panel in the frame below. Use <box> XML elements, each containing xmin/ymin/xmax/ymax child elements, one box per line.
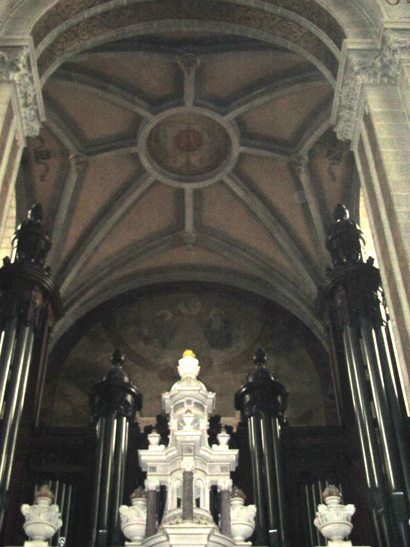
<box><xmin>77</xmin><ymin>182</ymin><xmax>180</xmax><ymax>275</ymax></box>
<box><xmin>238</xmin><ymin>83</ymin><xmax>332</xmax><ymax>145</ymax></box>
<box><xmin>65</xmin><ymin>56</ymin><xmax>179</xmax><ymax>102</ymax></box>
<box><xmin>200</xmin><ymin>181</ymin><xmax>298</xmax><ymax>278</ymax></box>
<box><xmin>236</xmin><ymin>156</ymin><xmax>321</xmax><ymax>261</ymax></box>
<box><xmin>200</xmin><ymin>52</ymin><xmax>310</xmax><ymax>102</ymax></box>
<box><xmin>45</xmin><ymin>80</ymin><xmax>140</xmax><ymax>143</ymax></box>
<box><xmin>60</xmin><ymin>154</ymin><xmax>141</xmax><ymax>260</ymax></box>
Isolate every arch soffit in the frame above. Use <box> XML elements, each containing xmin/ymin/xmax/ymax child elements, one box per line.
<box><xmin>0</xmin><ymin>0</ymin><xmax>379</xmax><ymax>45</ymax></box>
<box><xmin>30</xmin><ymin>1</ymin><xmax>342</xmax><ymax>86</ymax></box>
<box><xmin>50</xmin><ymin>268</ymin><xmax>327</xmax><ymax>355</ymax></box>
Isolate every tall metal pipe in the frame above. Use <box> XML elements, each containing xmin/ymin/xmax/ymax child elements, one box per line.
<box><xmin>90</xmin><ymin>418</ymin><xmax>106</xmax><ymax>547</ymax></box>
<box><xmin>271</xmin><ymin>417</ymin><xmax>287</xmax><ymax>547</ymax></box>
<box><xmin>0</xmin><ymin>318</ymin><xmax>17</xmax><ymax>410</ymax></box>
<box><xmin>99</xmin><ymin>414</ymin><xmax>117</xmax><ymax>538</ymax></box>
<box><xmin>343</xmin><ymin>324</ymin><xmax>394</xmax><ymax>547</ymax></box>
<box><xmin>248</xmin><ymin>416</ymin><xmax>267</xmax><ymax>546</ymax></box>
<box><xmin>5</xmin><ymin>327</ymin><xmax>35</xmax><ymax>489</ymax></box>
<box><xmin>374</xmin><ymin>326</ymin><xmax>410</xmax><ymax>505</ymax></box>
<box><xmin>110</xmin><ymin>415</ymin><xmax>128</xmax><ymax>541</ymax></box>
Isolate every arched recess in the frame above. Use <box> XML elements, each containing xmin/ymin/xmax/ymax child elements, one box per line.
<box><xmin>43</xmin><ymin>281</ymin><xmax>338</xmax><ymax>429</ymax></box>
<box><xmin>0</xmin><ymin>0</ymin><xmax>379</xmax><ymax>44</ymax></box>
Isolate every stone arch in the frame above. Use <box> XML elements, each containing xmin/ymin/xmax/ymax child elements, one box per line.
<box><xmin>51</xmin><ymin>269</ymin><xmax>326</xmax><ymax>354</ymax></box>
<box><xmin>0</xmin><ymin>0</ymin><xmax>380</xmax><ymax>45</ymax></box>
<box><xmin>32</xmin><ymin>0</ymin><xmax>343</xmax><ymax>85</ymax></box>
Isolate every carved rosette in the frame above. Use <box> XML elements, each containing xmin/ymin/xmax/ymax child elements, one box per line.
<box><xmin>0</xmin><ymin>45</ymin><xmax>44</xmax><ymax>140</ymax></box>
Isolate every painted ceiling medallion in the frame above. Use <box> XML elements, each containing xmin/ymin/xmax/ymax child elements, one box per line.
<box><xmin>146</xmin><ymin>112</ymin><xmax>231</xmax><ymax>177</ymax></box>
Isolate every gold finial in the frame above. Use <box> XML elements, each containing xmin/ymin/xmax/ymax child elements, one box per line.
<box><xmin>183</xmin><ymin>349</ymin><xmax>196</xmax><ymax>358</ymax></box>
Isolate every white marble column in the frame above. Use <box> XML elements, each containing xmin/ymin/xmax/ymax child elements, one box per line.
<box><xmin>332</xmin><ymin>28</ymin><xmax>410</xmax><ymax>410</ymax></box>
<box><xmin>0</xmin><ymin>40</ymin><xmax>44</xmax><ymax>245</ymax></box>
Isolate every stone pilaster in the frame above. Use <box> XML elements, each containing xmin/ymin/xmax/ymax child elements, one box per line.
<box><xmin>0</xmin><ymin>40</ymin><xmax>44</xmax><ymax>248</ymax></box>
<box><xmin>332</xmin><ymin>28</ymin><xmax>410</xmax><ymax>407</ymax></box>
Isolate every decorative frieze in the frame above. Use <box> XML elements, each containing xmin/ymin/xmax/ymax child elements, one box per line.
<box><xmin>0</xmin><ymin>44</ymin><xmax>44</xmax><ymax>140</ymax></box>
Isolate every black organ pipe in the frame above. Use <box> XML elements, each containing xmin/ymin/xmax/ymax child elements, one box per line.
<box><xmin>89</xmin><ymin>349</ymin><xmax>142</xmax><ymax>547</ymax></box>
<box><xmin>0</xmin><ymin>204</ymin><xmax>62</xmax><ymax>532</ymax></box>
<box><xmin>316</xmin><ymin>204</ymin><xmax>410</xmax><ymax>547</ymax></box>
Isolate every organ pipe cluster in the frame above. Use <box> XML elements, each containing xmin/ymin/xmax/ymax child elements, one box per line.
<box><xmin>89</xmin><ymin>348</ymin><xmax>142</xmax><ymax>547</ymax></box>
<box><xmin>235</xmin><ymin>348</ymin><xmax>289</xmax><ymax>547</ymax></box>
<box><xmin>0</xmin><ymin>204</ymin><xmax>62</xmax><ymax>532</ymax></box>
<box><xmin>317</xmin><ymin>204</ymin><xmax>410</xmax><ymax>547</ymax></box>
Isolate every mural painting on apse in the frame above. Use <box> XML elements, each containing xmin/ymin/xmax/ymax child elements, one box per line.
<box><xmin>51</xmin><ymin>290</ymin><xmax>331</xmax><ymax>427</ymax></box>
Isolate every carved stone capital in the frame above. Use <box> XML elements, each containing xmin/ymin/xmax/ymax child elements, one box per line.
<box><xmin>144</xmin><ymin>478</ymin><xmax>160</xmax><ymax>491</ymax></box>
<box><xmin>181</xmin><ymin>459</ymin><xmax>195</xmax><ymax>473</ymax></box>
<box><xmin>0</xmin><ymin>44</ymin><xmax>44</xmax><ymax>140</ymax></box>
<box><xmin>218</xmin><ymin>478</ymin><xmax>232</xmax><ymax>492</ymax></box>
<box><xmin>333</xmin><ymin>51</ymin><xmax>367</xmax><ymax>144</ymax></box>
<box><xmin>334</xmin><ymin>30</ymin><xmax>410</xmax><ymax>144</ymax></box>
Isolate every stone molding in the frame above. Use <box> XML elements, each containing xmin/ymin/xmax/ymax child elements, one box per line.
<box><xmin>0</xmin><ymin>42</ymin><xmax>44</xmax><ymax>140</ymax></box>
<box><xmin>333</xmin><ymin>29</ymin><xmax>410</xmax><ymax>145</ymax></box>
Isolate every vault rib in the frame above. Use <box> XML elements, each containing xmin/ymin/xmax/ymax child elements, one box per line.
<box><xmin>57</xmin><ymin>173</ymin><xmax>155</xmax><ymax>296</ymax></box>
<box><xmin>54</xmin><ymin>69</ymin><xmax>155</xmax><ymax>119</ymax></box>
<box><xmin>225</xmin><ymin>70</ymin><xmax>325</xmax><ymax>120</ymax></box>
<box><xmin>223</xmin><ymin>173</ymin><xmax>320</xmax><ymax>293</ymax></box>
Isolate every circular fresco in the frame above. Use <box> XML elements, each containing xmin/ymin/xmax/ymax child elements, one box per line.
<box><xmin>146</xmin><ymin>112</ymin><xmax>231</xmax><ymax>177</ymax></box>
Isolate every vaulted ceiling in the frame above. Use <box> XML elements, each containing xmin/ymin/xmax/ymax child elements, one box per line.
<box><xmin>1</xmin><ymin>0</ymin><xmax>377</xmax><ymax>428</ymax></box>
<box><xmin>20</xmin><ymin>25</ymin><xmax>359</xmax><ymax>349</ymax></box>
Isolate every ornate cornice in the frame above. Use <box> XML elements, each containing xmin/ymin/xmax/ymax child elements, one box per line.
<box><xmin>0</xmin><ymin>44</ymin><xmax>44</xmax><ymax>140</ymax></box>
<box><xmin>333</xmin><ymin>29</ymin><xmax>410</xmax><ymax>146</ymax></box>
